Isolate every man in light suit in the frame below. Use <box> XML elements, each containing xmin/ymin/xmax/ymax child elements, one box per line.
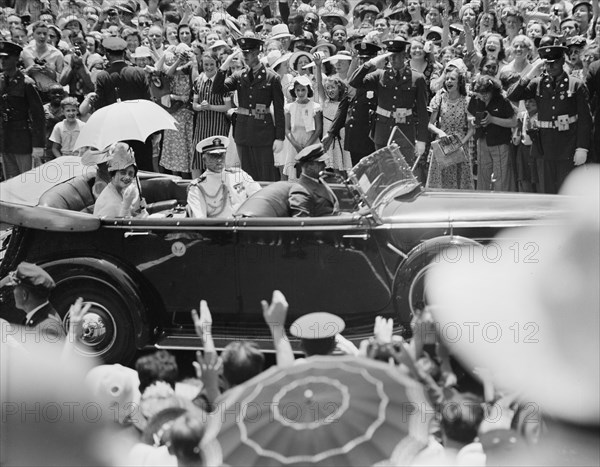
<box><xmin>289</xmin><ymin>144</ymin><xmax>339</xmax><ymax>217</ymax></box>
<box><xmin>0</xmin><ymin>262</ymin><xmax>65</xmax><ymax>341</ymax></box>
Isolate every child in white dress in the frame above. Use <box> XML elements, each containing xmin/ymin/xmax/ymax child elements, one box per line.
<box><xmin>283</xmin><ymin>75</ymin><xmax>323</xmax><ymax>180</ymax></box>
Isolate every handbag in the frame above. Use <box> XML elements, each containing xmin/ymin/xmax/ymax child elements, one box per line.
<box><xmin>431</xmin><ymin>135</ymin><xmax>468</xmax><ymax>169</ymax></box>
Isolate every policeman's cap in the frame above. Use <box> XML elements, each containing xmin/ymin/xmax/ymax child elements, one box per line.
<box><xmin>197</xmin><ymin>136</ymin><xmax>229</xmax><ymax>155</ymax></box>
<box><xmin>290</xmin><ymin>312</ymin><xmax>346</xmax><ymax>339</ymax></box>
<box><xmin>0</xmin><ymin>41</ymin><xmax>23</xmax><ymax>57</ymax></box>
<box><xmin>383</xmin><ymin>38</ymin><xmax>410</xmax><ymax>53</ymax></box>
<box><xmin>539</xmin><ymin>45</ymin><xmax>567</xmax><ymax>62</ymax></box>
<box><xmin>236</xmin><ymin>37</ymin><xmax>263</xmax><ymax>51</ymax></box>
<box><xmin>295</xmin><ymin>143</ymin><xmax>328</xmax><ymax>164</ymax></box>
<box><xmin>354</xmin><ymin>41</ymin><xmax>381</xmax><ymax>57</ymax></box>
<box><xmin>102</xmin><ymin>36</ymin><xmax>127</xmax><ymax>52</ymax></box>
<box><xmin>0</xmin><ymin>262</ymin><xmax>56</xmax><ymax>294</ymax></box>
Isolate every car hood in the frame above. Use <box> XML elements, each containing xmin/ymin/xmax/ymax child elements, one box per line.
<box><xmin>379</xmin><ymin>189</ymin><xmax>569</xmax><ymax>226</ymax></box>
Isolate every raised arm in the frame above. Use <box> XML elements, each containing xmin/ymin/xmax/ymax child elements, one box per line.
<box><xmin>261</xmin><ymin>290</ymin><xmax>295</xmax><ymax>368</ymax></box>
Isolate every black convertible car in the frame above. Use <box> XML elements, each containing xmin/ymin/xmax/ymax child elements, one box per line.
<box><xmin>0</xmin><ymin>147</ymin><xmax>567</xmax><ymax>363</ymax></box>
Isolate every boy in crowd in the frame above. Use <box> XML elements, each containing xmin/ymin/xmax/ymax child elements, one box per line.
<box><xmin>50</xmin><ymin>96</ymin><xmax>85</xmax><ymax>157</ymax></box>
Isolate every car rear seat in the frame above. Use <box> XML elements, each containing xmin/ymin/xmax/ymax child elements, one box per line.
<box><xmin>38</xmin><ymin>172</ymin><xmax>96</xmax><ymax>213</ymax></box>
<box><xmin>38</xmin><ymin>173</ymin><xmax>190</xmax><ymax>214</ymax></box>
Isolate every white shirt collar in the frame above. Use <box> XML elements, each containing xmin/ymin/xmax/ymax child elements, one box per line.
<box><xmin>26</xmin><ymin>301</ymin><xmax>50</xmax><ymax>323</ymax></box>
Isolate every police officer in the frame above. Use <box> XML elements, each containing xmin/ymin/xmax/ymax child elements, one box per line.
<box><xmin>324</xmin><ymin>41</ymin><xmax>381</xmax><ymax>166</ymax></box>
<box><xmin>0</xmin><ymin>41</ymin><xmax>45</xmax><ymax>180</ymax></box>
<box><xmin>508</xmin><ymin>36</ymin><xmax>592</xmax><ymax>194</ymax></box>
<box><xmin>290</xmin><ymin>312</ymin><xmax>347</xmax><ymax>357</ymax></box>
<box><xmin>288</xmin><ymin>143</ymin><xmax>339</xmax><ymax>217</ymax></box>
<box><xmin>348</xmin><ymin>38</ymin><xmax>429</xmax><ymax>174</ymax></box>
<box><xmin>187</xmin><ymin>136</ymin><xmax>262</xmax><ymax>218</ymax></box>
<box><xmin>212</xmin><ymin>37</ymin><xmax>285</xmax><ymax>182</ymax></box>
<box><xmin>94</xmin><ymin>37</ymin><xmax>153</xmax><ymax>171</ymax></box>
<box><xmin>0</xmin><ymin>262</ymin><xmax>65</xmax><ymax>339</ymax></box>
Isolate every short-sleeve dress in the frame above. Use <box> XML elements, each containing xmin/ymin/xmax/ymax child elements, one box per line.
<box><xmin>283</xmin><ymin>100</ymin><xmax>322</xmax><ymax>180</ymax></box>
<box><xmin>426</xmin><ymin>90</ymin><xmax>474</xmax><ymax>190</ymax></box>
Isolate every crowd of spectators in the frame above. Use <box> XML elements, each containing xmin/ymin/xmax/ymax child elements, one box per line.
<box><xmin>2</xmin><ymin>0</ymin><xmax>600</xmax><ymax>194</ymax></box>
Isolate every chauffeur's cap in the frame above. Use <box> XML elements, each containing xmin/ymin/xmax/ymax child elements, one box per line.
<box><xmin>236</xmin><ymin>37</ymin><xmax>263</xmax><ymax>51</ymax></box>
<box><xmin>295</xmin><ymin>143</ymin><xmax>328</xmax><ymax>164</ymax></box>
<box><xmin>197</xmin><ymin>136</ymin><xmax>229</xmax><ymax>155</ymax></box>
<box><xmin>0</xmin><ymin>41</ymin><xmax>23</xmax><ymax>57</ymax></box>
<box><xmin>290</xmin><ymin>312</ymin><xmax>346</xmax><ymax>339</ymax></box>
<box><xmin>0</xmin><ymin>262</ymin><xmax>56</xmax><ymax>294</ymax></box>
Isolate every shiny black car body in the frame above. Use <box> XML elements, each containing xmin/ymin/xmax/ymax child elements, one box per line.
<box><xmin>0</xmin><ymin>148</ymin><xmax>567</xmax><ymax>363</ymax></box>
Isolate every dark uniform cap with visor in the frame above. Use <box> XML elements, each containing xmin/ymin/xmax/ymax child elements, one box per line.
<box><xmin>290</xmin><ymin>312</ymin><xmax>346</xmax><ymax>339</ymax></box>
<box><xmin>0</xmin><ymin>262</ymin><xmax>56</xmax><ymax>293</ymax></box>
<box><xmin>383</xmin><ymin>38</ymin><xmax>410</xmax><ymax>53</ymax></box>
<box><xmin>355</xmin><ymin>41</ymin><xmax>382</xmax><ymax>57</ymax></box>
<box><xmin>0</xmin><ymin>41</ymin><xmax>23</xmax><ymax>57</ymax></box>
<box><xmin>236</xmin><ymin>37</ymin><xmax>264</xmax><ymax>51</ymax></box>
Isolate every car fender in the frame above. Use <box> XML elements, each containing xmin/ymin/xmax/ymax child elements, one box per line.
<box><xmin>393</xmin><ymin>235</ymin><xmax>482</xmax><ymax>322</ymax></box>
<box><xmin>41</xmin><ymin>257</ymin><xmax>151</xmax><ymax>349</ymax></box>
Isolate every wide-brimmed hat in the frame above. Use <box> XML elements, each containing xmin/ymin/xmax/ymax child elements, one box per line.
<box><xmin>58</xmin><ymin>15</ymin><xmax>87</xmax><ymax>31</ymax></box>
<box><xmin>320</xmin><ymin>9</ymin><xmax>349</xmax><ymax>26</ymax></box>
<box><xmin>270</xmin><ymin>23</ymin><xmax>294</xmax><ymax>40</ymax></box>
<box><xmin>324</xmin><ymin>51</ymin><xmax>353</xmax><ymax>63</ymax></box>
<box><xmin>208</xmin><ymin>39</ymin><xmax>228</xmax><ymax>50</ymax></box>
<box><xmin>130</xmin><ymin>45</ymin><xmax>152</xmax><ymax>58</ymax></box>
<box><xmin>107</xmin><ymin>142</ymin><xmax>136</xmax><ymax>171</ymax></box>
<box><xmin>289</xmin><ymin>50</ymin><xmax>313</xmax><ymax>70</ymax></box>
<box><xmin>426</xmin><ymin>166</ymin><xmax>600</xmax><ymax>424</ymax></box>
<box><xmin>272</xmin><ymin>52</ymin><xmax>292</xmax><ymax>70</ymax></box>
<box><xmin>310</xmin><ymin>39</ymin><xmax>336</xmax><ymax>55</ymax></box>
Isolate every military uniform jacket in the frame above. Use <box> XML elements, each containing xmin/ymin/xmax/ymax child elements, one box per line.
<box><xmin>348</xmin><ymin>63</ymin><xmax>429</xmax><ymax>147</ymax></box>
<box><xmin>329</xmin><ymin>87</ymin><xmax>377</xmax><ymax>154</ymax></box>
<box><xmin>94</xmin><ymin>61</ymin><xmax>151</xmax><ymax>109</ymax></box>
<box><xmin>289</xmin><ymin>174</ymin><xmax>338</xmax><ymax>217</ymax></box>
<box><xmin>508</xmin><ymin>71</ymin><xmax>592</xmax><ymax>160</ymax></box>
<box><xmin>212</xmin><ymin>64</ymin><xmax>285</xmax><ymax>147</ymax></box>
<box><xmin>187</xmin><ymin>168</ymin><xmax>261</xmax><ymax>218</ymax></box>
<box><xmin>0</xmin><ymin>70</ymin><xmax>45</xmax><ymax>154</ymax></box>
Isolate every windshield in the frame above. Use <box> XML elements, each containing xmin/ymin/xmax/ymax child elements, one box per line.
<box><xmin>348</xmin><ymin>144</ymin><xmax>420</xmax><ymax>212</ymax></box>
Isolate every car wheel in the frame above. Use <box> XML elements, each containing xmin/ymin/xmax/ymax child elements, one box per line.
<box><xmin>52</xmin><ymin>281</ymin><xmax>137</xmax><ymax>364</ymax></box>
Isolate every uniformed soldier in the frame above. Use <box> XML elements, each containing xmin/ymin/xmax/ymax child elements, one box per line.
<box><xmin>212</xmin><ymin>37</ymin><xmax>285</xmax><ymax>182</ymax></box>
<box><xmin>348</xmin><ymin>38</ymin><xmax>429</xmax><ymax>174</ymax></box>
<box><xmin>508</xmin><ymin>36</ymin><xmax>593</xmax><ymax>194</ymax></box>
<box><xmin>289</xmin><ymin>312</ymin><xmax>346</xmax><ymax>357</ymax></box>
<box><xmin>289</xmin><ymin>143</ymin><xmax>339</xmax><ymax>217</ymax></box>
<box><xmin>0</xmin><ymin>41</ymin><xmax>45</xmax><ymax>180</ymax></box>
<box><xmin>187</xmin><ymin>136</ymin><xmax>262</xmax><ymax>218</ymax></box>
<box><xmin>323</xmin><ymin>41</ymin><xmax>381</xmax><ymax>166</ymax></box>
<box><xmin>94</xmin><ymin>37</ymin><xmax>153</xmax><ymax>171</ymax></box>
<box><xmin>0</xmin><ymin>262</ymin><xmax>65</xmax><ymax>340</ymax></box>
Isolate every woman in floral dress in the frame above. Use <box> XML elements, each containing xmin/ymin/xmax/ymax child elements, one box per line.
<box><xmin>427</xmin><ymin>69</ymin><xmax>475</xmax><ymax>189</ymax></box>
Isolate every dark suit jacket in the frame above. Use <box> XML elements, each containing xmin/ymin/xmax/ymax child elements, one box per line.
<box><xmin>26</xmin><ymin>303</ymin><xmax>66</xmax><ymax>341</ymax></box>
<box><xmin>289</xmin><ymin>174</ymin><xmax>337</xmax><ymax>217</ymax></box>
<box><xmin>212</xmin><ymin>64</ymin><xmax>285</xmax><ymax>146</ymax></box>
<box><xmin>95</xmin><ymin>61</ymin><xmax>151</xmax><ymax>109</ymax></box>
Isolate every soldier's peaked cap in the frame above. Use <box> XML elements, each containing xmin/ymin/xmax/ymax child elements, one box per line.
<box><xmin>0</xmin><ymin>41</ymin><xmax>23</xmax><ymax>57</ymax></box>
<box><xmin>197</xmin><ymin>136</ymin><xmax>229</xmax><ymax>154</ymax></box>
<box><xmin>236</xmin><ymin>37</ymin><xmax>263</xmax><ymax>51</ymax></box>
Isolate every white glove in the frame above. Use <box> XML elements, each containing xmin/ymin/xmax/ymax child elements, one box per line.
<box><xmin>272</xmin><ymin>139</ymin><xmax>283</xmax><ymax>153</ymax></box>
<box><xmin>32</xmin><ymin>147</ymin><xmax>45</xmax><ymax>159</ymax></box>
<box><xmin>415</xmin><ymin>141</ymin><xmax>426</xmax><ymax>156</ymax></box>
<box><xmin>573</xmin><ymin>148</ymin><xmax>588</xmax><ymax>166</ymax></box>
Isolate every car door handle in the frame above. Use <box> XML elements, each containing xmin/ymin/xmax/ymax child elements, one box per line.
<box><xmin>342</xmin><ymin>233</ymin><xmax>369</xmax><ymax>240</ymax></box>
<box><xmin>124</xmin><ymin>231</ymin><xmax>150</xmax><ymax>238</ymax></box>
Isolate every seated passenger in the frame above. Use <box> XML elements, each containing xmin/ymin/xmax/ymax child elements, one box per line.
<box><xmin>81</xmin><ymin>146</ymin><xmax>111</xmax><ymax>200</ymax></box>
<box><xmin>93</xmin><ymin>143</ymin><xmax>147</xmax><ymax>218</ymax></box>
<box><xmin>187</xmin><ymin>137</ymin><xmax>261</xmax><ymax>218</ymax></box>
<box><xmin>289</xmin><ymin>143</ymin><xmax>339</xmax><ymax>217</ymax></box>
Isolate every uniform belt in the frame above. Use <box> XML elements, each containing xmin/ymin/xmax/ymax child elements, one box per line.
<box><xmin>237</xmin><ymin>106</ymin><xmax>269</xmax><ymax>119</ymax></box>
<box><xmin>376</xmin><ymin>106</ymin><xmax>413</xmax><ymax>124</ymax></box>
<box><xmin>536</xmin><ymin>115</ymin><xmax>578</xmax><ymax>129</ymax></box>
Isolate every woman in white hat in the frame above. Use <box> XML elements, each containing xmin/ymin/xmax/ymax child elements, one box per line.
<box><xmin>93</xmin><ymin>143</ymin><xmax>147</xmax><ymax>218</ymax></box>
